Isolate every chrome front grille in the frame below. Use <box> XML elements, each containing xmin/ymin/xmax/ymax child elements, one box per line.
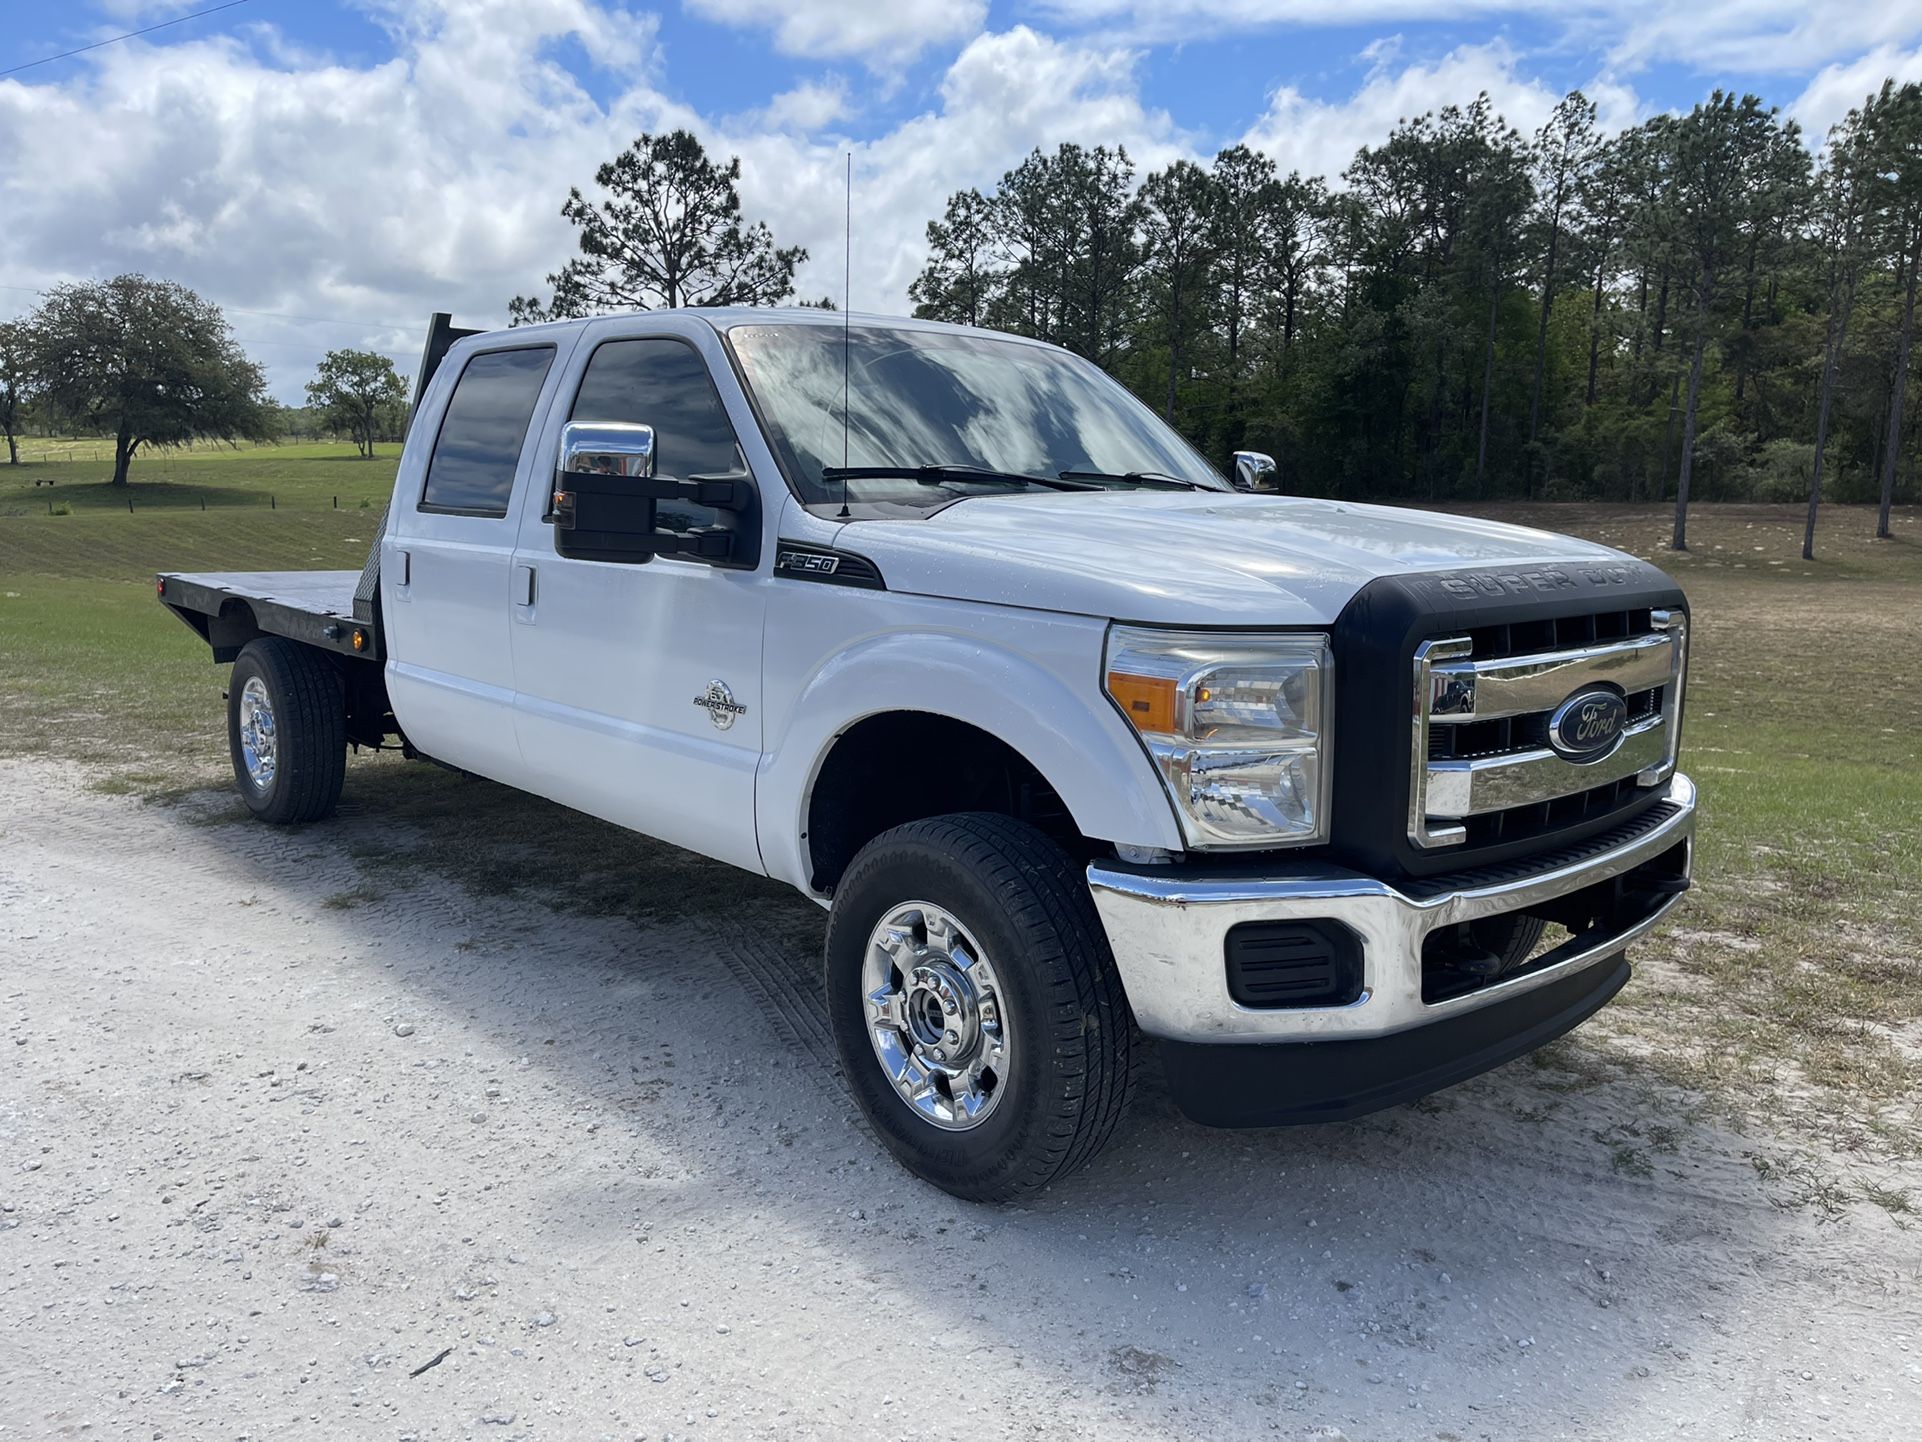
<box><xmin>1425</xmin><ymin>684</ymin><xmax>1664</xmax><ymax>762</ymax></box>
<box><xmin>1408</xmin><ymin>609</ymin><xmax>1686</xmax><ymax>850</ymax></box>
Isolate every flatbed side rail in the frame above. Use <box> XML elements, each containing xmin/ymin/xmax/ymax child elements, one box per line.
<box><xmin>155</xmin><ymin>573</ymin><xmax>381</xmax><ymax>664</ymax></box>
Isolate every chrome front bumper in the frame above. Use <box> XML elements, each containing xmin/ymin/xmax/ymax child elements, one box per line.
<box><xmin>1088</xmin><ymin>773</ymin><xmax>1695</xmax><ymax>1046</ymax></box>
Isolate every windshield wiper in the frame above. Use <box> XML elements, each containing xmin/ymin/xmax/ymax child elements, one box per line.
<box><xmin>1056</xmin><ymin>469</ymin><xmax>1210</xmax><ymax>491</ymax></box>
<box><xmin>821</xmin><ymin>464</ymin><xmax>1101</xmax><ymax>493</ymax></box>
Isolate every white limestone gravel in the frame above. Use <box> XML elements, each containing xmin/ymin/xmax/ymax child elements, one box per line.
<box><xmin>2</xmin><ymin>758</ymin><xmax>1919</xmax><ymax>1440</ymax></box>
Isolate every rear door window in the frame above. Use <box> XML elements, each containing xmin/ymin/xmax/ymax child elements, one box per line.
<box><xmin>420</xmin><ymin>347</ymin><xmax>556</xmax><ymax>516</ymax></box>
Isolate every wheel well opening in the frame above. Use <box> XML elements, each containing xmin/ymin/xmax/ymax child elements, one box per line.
<box><xmin>805</xmin><ymin>712</ymin><xmax>1087</xmax><ymax>894</ymax></box>
<box><xmin>207</xmin><ymin>600</ymin><xmax>263</xmax><ymax>662</ymax></box>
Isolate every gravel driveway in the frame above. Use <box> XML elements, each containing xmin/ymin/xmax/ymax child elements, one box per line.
<box><xmin>3</xmin><ymin>759</ymin><xmax>1918</xmax><ymax>1440</ymax></box>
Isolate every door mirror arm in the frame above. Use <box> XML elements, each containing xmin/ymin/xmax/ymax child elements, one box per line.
<box><xmin>554</xmin><ymin>470</ymin><xmax>749</xmax><ymax>517</ymax></box>
<box><xmin>551</xmin><ymin>421</ymin><xmax>755</xmax><ymax>566</ymax></box>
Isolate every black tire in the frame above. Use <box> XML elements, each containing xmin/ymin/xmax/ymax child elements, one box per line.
<box><xmin>226</xmin><ymin>637</ymin><xmax>347</xmax><ymax>825</ymax></box>
<box><xmin>825</xmin><ymin>813</ymin><xmax>1135</xmax><ymax>1202</ymax></box>
<box><xmin>1479</xmin><ymin>913</ymin><xmax>1548</xmax><ymax>977</ymax></box>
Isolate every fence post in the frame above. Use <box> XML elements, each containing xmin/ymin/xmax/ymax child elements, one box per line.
<box><xmin>333</xmin><ymin>495</ymin><xmax>338</xmax><ymax>509</ymax></box>
<box><xmin>271</xmin><ymin>495</ymin><xmax>276</xmax><ymax>510</ymax></box>
<box><xmin>127</xmin><ymin>497</ymin><xmax>133</xmax><ymax>514</ymax></box>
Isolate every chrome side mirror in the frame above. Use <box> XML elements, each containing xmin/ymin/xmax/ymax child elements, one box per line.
<box><xmin>551</xmin><ymin>420</ymin><xmax>746</xmax><ymax>567</ymax></box>
<box><xmin>1232</xmin><ymin>450</ymin><xmax>1279</xmax><ymax>493</ymax></box>
<box><xmin>559</xmin><ymin>421</ymin><xmax>655</xmax><ymax>482</ymax></box>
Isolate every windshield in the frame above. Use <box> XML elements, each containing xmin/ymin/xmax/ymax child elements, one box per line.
<box><xmin>726</xmin><ymin>323</ymin><xmax>1228</xmax><ymax>513</ymax></box>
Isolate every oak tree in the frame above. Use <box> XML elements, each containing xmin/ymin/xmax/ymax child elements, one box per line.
<box><xmin>27</xmin><ymin>276</ymin><xmax>267</xmax><ymax>487</ymax></box>
<box><xmin>306</xmin><ymin>348</ymin><xmax>408</xmax><ymax>459</ymax></box>
<box><xmin>0</xmin><ymin>320</ymin><xmax>28</xmax><ymax>466</ymax></box>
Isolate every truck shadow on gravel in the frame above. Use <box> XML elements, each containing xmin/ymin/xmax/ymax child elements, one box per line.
<box><xmin>154</xmin><ymin>757</ymin><xmax>1914</xmax><ymax>1437</ymax></box>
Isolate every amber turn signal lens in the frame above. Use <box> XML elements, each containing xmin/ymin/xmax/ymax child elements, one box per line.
<box><xmin>351</xmin><ymin>630</ymin><xmax>367</xmax><ymax>652</ymax></box>
<box><xmin>1106</xmin><ymin>671</ymin><xmax>1176</xmax><ymax>734</ymax></box>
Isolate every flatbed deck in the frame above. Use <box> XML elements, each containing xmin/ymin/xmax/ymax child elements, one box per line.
<box><xmin>157</xmin><ymin>569</ymin><xmax>377</xmax><ymax>661</ymax></box>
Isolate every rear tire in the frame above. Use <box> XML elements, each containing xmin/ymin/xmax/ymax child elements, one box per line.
<box><xmin>227</xmin><ymin>638</ymin><xmax>346</xmax><ymax>825</ymax></box>
<box><xmin>825</xmin><ymin>813</ymin><xmax>1135</xmax><ymax>1202</ymax></box>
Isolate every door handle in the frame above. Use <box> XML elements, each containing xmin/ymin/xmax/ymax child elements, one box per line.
<box><xmin>514</xmin><ymin>563</ymin><xmax>536</xmax><ymax>607</ymax></box>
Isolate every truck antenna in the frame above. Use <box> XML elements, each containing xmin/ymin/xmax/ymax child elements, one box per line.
<box><xmin>839</xmin><ymin>150</ymin><xmax>852</xmax><ymax>520</ymax></box>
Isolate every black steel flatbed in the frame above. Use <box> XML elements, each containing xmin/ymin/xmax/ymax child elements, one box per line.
<box><xmin>157</xmin><ymin>570</ymin><xmax>378</xmax><ymax>662</ymax></box>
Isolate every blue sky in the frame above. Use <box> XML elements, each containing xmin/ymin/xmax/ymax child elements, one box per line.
<box><xmin>7</xmin><ymin>3</ymin><xmax>1852</xmax><ymax>151</ymax></box>
<box><xmin>5</xmin><ymin>0</ymin><xmax>1920</xmax><ymax>400</ymax></box>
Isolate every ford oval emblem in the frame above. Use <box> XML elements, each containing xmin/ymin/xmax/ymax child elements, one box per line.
<box><xmin>1548</xmin><ymin>688</ymin><xmax>1628</xmax><ymax>762</ymax></box>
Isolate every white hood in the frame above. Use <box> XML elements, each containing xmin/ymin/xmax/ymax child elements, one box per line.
<box><xmin>837</xmin><ymin>492</ymin><xmax>1639</xmax><ymax>626</ymax></box>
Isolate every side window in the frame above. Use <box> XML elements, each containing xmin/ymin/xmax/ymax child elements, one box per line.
<box><xmin>568</xmin><ymin>338</ymin><xmax>746</xmax><ymax>532</ymax></box>
<box><xmin>419</xmin><ymin>347</ymin><xmax>555</xmax><ymax>516</ymax></box>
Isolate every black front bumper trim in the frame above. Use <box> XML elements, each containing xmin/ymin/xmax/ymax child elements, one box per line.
<box><xmin>1156</xmin><ymin>954</ymin><xmax>1630</xmax><ymax>1128</ymax></box>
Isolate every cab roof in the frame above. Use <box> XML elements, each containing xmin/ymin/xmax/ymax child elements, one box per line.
<box><xmin>480</xmin><ymin>307</ymin><xmax>1055</xmax><ymax>349</ymax></box>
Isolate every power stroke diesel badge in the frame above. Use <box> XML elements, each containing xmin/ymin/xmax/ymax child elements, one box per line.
<box><xmin>694</xmin><ymin>680</ymin><xmax>748</xmax><ymax>731</ymax></box>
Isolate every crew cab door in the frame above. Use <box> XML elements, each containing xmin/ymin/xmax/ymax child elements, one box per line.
<box><xmin>381</xmin><ymin>339</ymin><xmax>570</xmax><ymax>782</ymax></box>
<box><xmin>506</xmin><ymin>320</ymin><xmax>770</xmax><ymax>873</ymax></box>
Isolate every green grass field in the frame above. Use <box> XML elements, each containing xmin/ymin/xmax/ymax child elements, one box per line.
<box><xmin>0</xmin><ymin>442</ymin><xmax>398</xmax><ymax>774</ymax></box>
<box><xmin>2</xmin><ymin>460</ymin><xmax>1918</xmax><ymax>1170</ymax></box>
<box><xmin>1</xmin><ymin>437</ymin><xmax>400</xmax><ymax>514</ymax></box>
<box><xmin>1469</xmin><ymin>505</ymin><xmax>1922</xmax><ymax>1164</ymax></box>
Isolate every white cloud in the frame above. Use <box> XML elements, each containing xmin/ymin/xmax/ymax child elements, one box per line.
<box><xmin>0</xmin><ymin>1</ymin><xmax>683</xmax><ymax>397</ymax></box>
<box><xmin>724</xmin><ymin>26</ymin><xmax>1188</xmax><ymax>311</ymax></box>
<box><xmin>684</xmin><ymin>0</ymin><xmax>987</xmax><ymax>66</ymax></box>
<box><xmin>739</xmin><ymin>78</ymin><xmax>851</xmax><ymax>133</ymax></box>
<box><xmin>1038</xmin><ymin>0</ymin><xmax>1528</xmax><ymax>38</ymax></box>
<box><xmin>0</xmin><ymin>13</ymin><xmax>1185</xmax><ymax>399</ymax></box>
<box><xmin>1597</xmin><ymin>1</ymin><xmax>1922</xmax><ymax>77</ymax></box>
<box><xmin>1790</xmin><ymin>43</ymin><xmax>1922</xmax><ymax>142</ymax></box>
<box><xmin>1240</xmin><ymin>39</ymin><xmax>1643</xmax><ymax>184</ymax></box>
<box><xmin>1039</xmin><ymin>0</ymin><xmax>1922</xmax><ymax>79</ymax></box>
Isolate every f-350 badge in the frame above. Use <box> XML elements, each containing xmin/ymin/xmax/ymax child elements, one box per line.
<box><xmin>694</xmin><ymin>680</ymin><xmax>748</xmax><ymax>731</ymax></box>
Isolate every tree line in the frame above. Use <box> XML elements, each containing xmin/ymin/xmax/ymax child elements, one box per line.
<box><xmin>0</xmin><ymin>275</ymin><xmax>410</xmax><ymax>482</ymax></box>
<box><xmin>15</xmin><ymin>80</ymin><xmax>1922</xmax><ymax>548</ymax></box>
<box><xmin>911</xmin><ymin>81</ymin><xmax>1922</xmax><ymax>555</ymax></box>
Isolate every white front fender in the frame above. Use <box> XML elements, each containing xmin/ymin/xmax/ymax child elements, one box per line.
<box><xmin>755</xmin><ymin>603</ymin><xmax>1183</xmax><ymax>893</ymax></box>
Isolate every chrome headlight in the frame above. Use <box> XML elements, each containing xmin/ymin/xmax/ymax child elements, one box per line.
<box><xmin>1104</xmin><ymin>627</ymin><xmax>1332</xmax><ymax>849</ymax></box>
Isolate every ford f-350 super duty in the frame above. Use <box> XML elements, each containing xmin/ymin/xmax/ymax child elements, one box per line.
<box><xmin>158</xmin><ymin>309</ymin><xmax>1695</xmax><ymax>1201</ymax></box>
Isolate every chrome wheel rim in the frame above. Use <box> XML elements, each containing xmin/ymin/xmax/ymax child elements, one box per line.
<box><xmin>861</xmin><ymin>901</ymin><xmax>1012</xmax><ymax>1131</ymax></box>
<box><xmin>238</xmin><ymin>676</ymin><xmax>278</xmax><ymax>790</ymax></box>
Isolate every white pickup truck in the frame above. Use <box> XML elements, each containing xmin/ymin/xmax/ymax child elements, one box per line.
<box><xmin>158</xmin><ymin>309</ymin><xmax>1695</xmax><ymax>1201</ymax></box>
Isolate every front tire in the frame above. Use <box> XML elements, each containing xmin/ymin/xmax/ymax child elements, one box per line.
<box><xmin>226</xmin><ymin>638</ymin><xmax>346</xmax><ymax>825</ymax></box>
<box><xmin>825</xmin><ymin>813</ymin><xmax>1135</xmax><ymax>1202</ymax></box>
